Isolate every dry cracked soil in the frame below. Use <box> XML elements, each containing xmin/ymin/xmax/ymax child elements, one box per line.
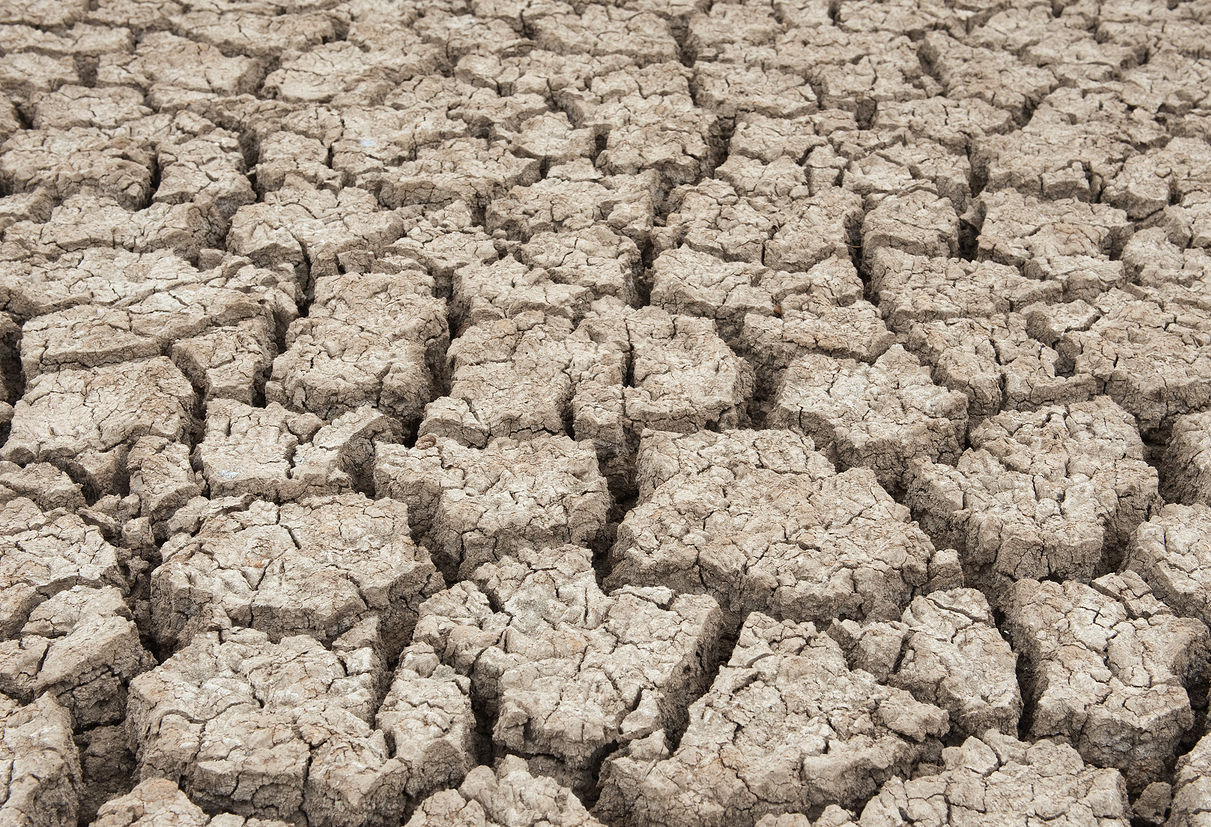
<box><xmin>3</xmin><ymin>0</ymin><xmax>1211</xmax><ymax>825</ymax></box>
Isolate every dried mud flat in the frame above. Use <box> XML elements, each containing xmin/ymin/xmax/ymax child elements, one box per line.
<box><xmin>3</xmin><ymin>0</ymin><xmax>1211</xmax><ymax>825</ymax></box>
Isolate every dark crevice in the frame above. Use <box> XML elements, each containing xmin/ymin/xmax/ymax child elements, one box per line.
<box><xmin>849</xmin><ymin>231</ymin><xmax>870</xmax><ymax>296</ymax></box>
<box><xmin>597</xmin><ymin>496</ymin><xmax>629</xmax><ymax>588</ymax></box>
<box><xmin>957</xmin><ymin>214</ymin><xmax>981</xmax><ymax>261</ymax></box>
<box><xmin>296</xmin><ymin>246</ymin><xmax>316</xmax><ymax>302</ymax></box>
<box><xmin>1012</xmin><ymin>651</ymin><xmax>1037</xmax><ymax>743</ymax></box>
<box><xmin>855</xmin><ymin>99</ymin><xmax>877</xmax><ymax>130</ymax></box>
<box><xmin>706</xmin><ymin>113</ymin><xmax>735</xmax><ymax>179</ymax></box>
<box><xmin>468</xmin><ymin>691</ymin><xmax>497</xmax><ymax>768</ymax></box>
<box><xmin>665</xmin><ymin>623</ymin><xmax>735</xmax><ymax>756</ymax></box>
<box><xmin>62</xmin><ymin>459</ymin><xmax>120</xmax><ymax>507</ymax></box>
<box><xmin>470</xmin><ymin>197</ymin><xmax>488</xmax><ymax>229</ymax></box>
<box><xmin>2</xmin><ymin>323</ymin><xmax>24</xmax><ymax>415</ymax></box>
<box><xmin>634</xmin><ymin>242</ymin><xmax>655</xmax><ymax>309</ymax></box>
<box><xmin>1085</xmin><ymin>162</ymin><xmax>1104</xmax><ymax>204</ymax></box>
<box><xmin>74</xmin><ymin>725</ymin><xmax>139</xmax><ymax>827</ymax></box>
<box><xmin>574</xmin><ymin>745</ymin><xmax>613</xmax><ymax>810</ymax></box>
<box><xmin>592</xmin><ymin>131</ymin><xmax>609</xmax><ymax>165</ymax></box>
<box><xmin>1178</xmin><ymin>672</ymin><xmax>1208</xmax><ymax>761</ymax></box>
<box><xmin>1017</xmin><ymin>95</ymin><xmax>1043</xmax><ymax>129</ymax></box>
<box><xmin>670</xmin><ymin>8</ymin><xmax>694</xmax><ymax>69</ymax></box>
<box><xmin>430</xmin><ymin>332</ymin><xmax>453</xmax><ymax>405</ymax></box>
<box><xmin>958</xmin><ymin>196</ymin><xmax>986</xmax><ymax>261</ymax></box>
<box><xmin>744</xmin><ymin>363</ymin><xmax>773</xmax><ymax>430</ymax></box>
<box><xmin>247</xmin><ymin>365</ymin><xmax>268</xmax><ymax>408</ymax></box>
<box><xmin>1131</xmin><ymin>813</ymin><xmax>1170</xmax><ymax>827</ymax></box>
<box><xmin>501</xmin><ymin>744</ymin><xmax>613</xmax><ymax>811</ymax></box>
<box><xmin>75</xmin><ymin>54</ymin><xmax>99</xmax><ymax>86</ymax></box>
<box><xmin>1099</xmin><ymin>535</ymin><xmax>1126</xmax><ymax>579</ymax></box>
<box><xmin>12</xmin><ymin>102</ymin><xmax>33</xmax><ymax>132</ymax></box>
<box><xmin>236</xmin><ymin>129</ymin><xmax>260</xmax><ymax>181</ymax></box>
<box><xmin>517</xmin><ymin>10</ymin><xmax>537</xmax><ymax>40</ymax></box>
<box><xmin>966</xmin><ymin>142</ymin><xmax>988</xmax><ymax>201</ymax></box>
<box><xmin>397</xmin><ymin>406</ymin><xmax>423</xmax><ymax>449</ymax></box>
<box><xmin>146</xmin><ymin>153</ymin><xmax>162</xmax><ymax>207</ymax></box>
<box><xmin>1142</xmin><ymin>426</ymin><xmax>1171</xmax><ymax>477</ymax></box>
<box><xmin>329</xmin><ymin>12</ymin><xmax>350</xmax><ymax>41</ymax></box>
<box><xmin>130</xmin><ymin>553</ymin><xmax>165</xmax><ymax>658</ymax></box>
<box><xmin>421</xmin><ymin>535</ymin><xmax>458</xmax><ymax>586</ymax></box>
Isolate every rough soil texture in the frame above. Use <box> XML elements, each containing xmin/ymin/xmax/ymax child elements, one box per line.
<box><xmin>2</xmin><ymin>0</ymin><xmax>1211</xmax><ymax>825</ymax></box>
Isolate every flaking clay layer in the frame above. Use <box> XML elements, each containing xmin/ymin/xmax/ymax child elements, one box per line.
<box><xmin>1</xmin><ymin>0</ymin><xmax>1211</xmax><ymax>824</ymax></box>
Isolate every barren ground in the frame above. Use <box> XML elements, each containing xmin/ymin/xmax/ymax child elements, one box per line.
<box><xmin>2</xmin><ymin>0</ymin><xmax>1211</xmax><ymax>825</ymax></box>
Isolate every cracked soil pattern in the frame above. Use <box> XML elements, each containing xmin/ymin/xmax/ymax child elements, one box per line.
<box><xmin>2</xmin><ymin>0</ymin><xmax>1211</xmax><ymax>825</ymax></box>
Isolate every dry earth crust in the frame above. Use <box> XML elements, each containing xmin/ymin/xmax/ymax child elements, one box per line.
<box><xmin>2</xmin><ymin>0</ymin><xmax>1211</xmax><ymax>825</ymax></box>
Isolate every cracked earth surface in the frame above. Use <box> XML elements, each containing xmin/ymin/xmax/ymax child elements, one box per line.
<box><xmin>2</xmin><ymin>0</ymin><xmax>1211</xmax><ymax>825</ymax></box>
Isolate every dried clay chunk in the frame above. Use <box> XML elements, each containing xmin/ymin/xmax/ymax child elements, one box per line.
<box><xmin>153</xmin><ymin>494</ymin><xmax>442</xmax><ymax>655</ymax></box>
<box><xmin>0</xmin><ymin>694</ymin><xmax>81</xmax><ymax>827</ymax></box>
<box><xmin>0</xmin><ymin>248</ymin><xmax>298</xmax><ymax>324</ymax></box>
<box><xmin>412</xmin><ymin>544</ymin><xmax>721</xmax><ymax>789</ymax></box>
<box><xmin>0</xmin><ymin>496</ymin><xmax>125</xmax><ymax>640</ymax></box>
<box><xmin>738</xmin><ymin>298</ymin><xmax>897</xmax><ymax>396</ymax></box>
<box><xmin>769</xmin><ymin>344</ymin><xmax>968</xmax><ymax>496</ymax></box>
<box><xmin>90</xmin><ymin>778</ymin><xmax>291</xmax><ymax>827</ymax></box>
<box><xmin>649</xmin><ymin>247</ymin><xmax>862</xmax><ymax>345</ymax></box>
<box><xmin>31</xmin><ymin>86</ymin><xmax>147</xmax><ymax>131</ymax></box>
<box><xmin>5</xmin><ymin>191</ymin><xmax>221</xmax><ymax>263</ymax></box>
<box><xmin>978</xmin><ymin>190</ymin><xmax>1131</xmax><ymax>267</ymax></box>
<box><xmin>228</xmin><ymin>182</ymin><xmax>409</xmax><ymax>279</ymax></box>
<box><xmin>1032</xmin><ymin>290</ymin><xmax>1211</xmax><ymax>434</ymax></box>
<box><xmin>833</xmin><ymin>588</ymin><xmax>1021</xmax><ymax>738</ymax></box>
<box><xmin>905</xmin><ymin>313</ymin><xmax>1095</xmax><ymax>418</ymax></box>
<box><xmin>1170</xmin><ymin>731</ymin><xmax>1211</xmax><ymax>827</ymax></box>
<box><xmin>266</xmin><ymin>267</ymin><xmax>448</xmax><ymax>430</ymax></box>
<box><xmin>375</xmin><ymin>434</ymin><xmax>611</xmax><ymax>580</ymax></box>
<box><xmin>127</xmin><ymin>625</ymin><xmax>470</xmax><ymax>827</ymax></box>
<box><xmin>418</xmin><ymin>313</ymin><xmax>610</xmax><ymax>449</ymax></box>
<box><xmin>96</xmin><ymin>32</ymin><xmax>261</xmax><ymax>100</ymax></box>
<box><xmin>907</xmin><ymin>397</ymin><xmax>1158</xmax><ymax>592</ymax></box>
<box><xmin>405</xmin><ymin>757</ymin><xmax>605</xmax><ymax>827</ymax></box>
<box><xmin>20</xmin><ymin>283</ymin><xmax>288</xmax><ymax>403</ymax></box>
<box><xmin>0</xmin><ymin>584</ymin><xmax>153</xmax><ymax>727</ymax></box>
<box><xmin>197</xmin><ymin>402</ymin><xmax>401</xmax><ymax>502</ymax></box>
<box><xmin>973</xmin><ymin>115</ymin><xmax>1136</xmax><ymax>205</ymax></box>
<box><xmin>869</xmin><ymin>248</ymin><xmax>1059</xmax><ymax>334</ymax></box>
<box><xmin>0</xmin><ymin>462</ymin><xmax>84</xmax><ymax>513</ymax></box>
<box><xmin>0</xmin><ymin>127</ymin><xmax>153</xmax><ymax>210</ymax></box>
<box><xmin>572</xmin><ymin>63</ymin><xmax>717</xmax><ymax>188</ymax></box>
<box><xmin>1127</xmin><ymin>503</ymin><xmax>1211</xmax><ymax>627</ymax></box>
<box><xmin>569</xmin><ymin>302</ymin><xmax>755</xmax><ymax>485</ymax></box>
<box><xmin>2</xmin><ymin>357</ymin><xmax>195</xmax><ymax>494</ymax></box>
<box><xmin>165</xmin><ymin>7</ymin><xmax>336</xmax><ymax>60</ymax></box>
<box><xmin>920</xmin><ymin>31</ymin><xmax>1057</xmax><ymax>120</ymax></box>
<box><xmin>485</xmin><ymin>164</ymin><xmax>652</xmax><ymax>244</ymax></box>
<box><xmin>609</xmin><ymin>429</ymin><xmax>961</xmax><ymax>630</ymax></box>
<box><xmin>860</xmin><ymin>730</ymin><xmax>1130</xmax><ymax>827</ymax></box>
<box><xmin>1005</xmin><ymin>572</ymin><xmax>1211</xmax><ymax>789</ymax></box>
<box><xmin>451</xmin><ymin>227</ymin><xmax>638</xmax><ymax>329</ymax></box>
<box><xmin>594</xmin><ymin>612</ymin><xmax>949</xmax><ymax>827</ymax></box>
<box><xmin>260</xmin><ymin>38</ymin><xmax>441</xmax><ymax>104</ymax></box>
